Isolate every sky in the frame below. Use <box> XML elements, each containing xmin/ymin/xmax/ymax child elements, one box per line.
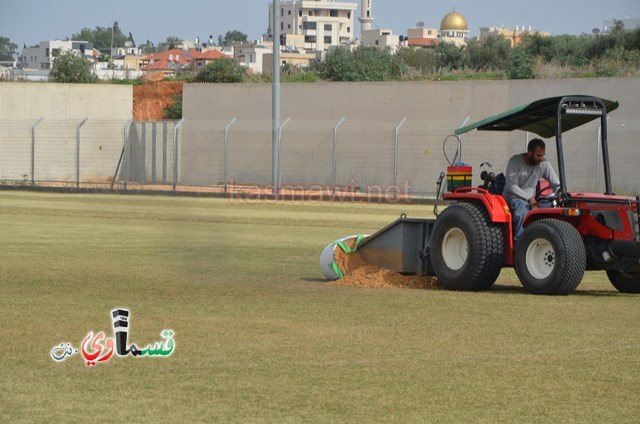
<box><xmin>2</xmin><ymin>0</ymin><xmax>639</xmax><ymax>50</ymax></box>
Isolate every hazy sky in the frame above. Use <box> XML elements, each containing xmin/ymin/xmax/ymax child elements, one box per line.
<box><xmin>2</xmin><ymin>0</ymin><xmax>639</xmax><ymax>48</ymax></box>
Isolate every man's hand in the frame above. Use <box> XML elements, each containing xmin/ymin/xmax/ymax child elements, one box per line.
<box><xmin>529</xmin><ymin>197</ymin><xmax>539</xmax><ymax>209</ymax></box>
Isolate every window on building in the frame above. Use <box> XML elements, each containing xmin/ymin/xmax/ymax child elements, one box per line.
<box><xmin>305</xmin><ymin>35</ymin><xmax>317</xmax><ymax>43</ymax></box>
<box><xmin>288</xmin><ymin>24</ymin><xmax>291</xmax><ymax>29</ymax></box>
<box><xmin>280</xmin><ymin>8</ymin><xmax>284</xmax><ymax>16</ymax></box>
<box><xmin>324</xmin><ymin>24</ymin><xmax>332</xmax><ymax>31</ymax></box>
<box><xmin>281</xmin><ymin>22</ymin><xmax>284</xmax><ymax>31</ymax></box>
<box><xmin>330</xmin><ymin>10</ymin><xmax>338</xmax><ymax>17</ymax></box>
<box><xmin>45</xmin><ymin>48</ymin><xmax>49</xmax><ymax>57</ymax></box>
<box><xmin>288</xmin><ymin>10</ymin><xmax>291</xmax><ymax>15</ymax></box>
<box><xmin>299</xmin><ymin>10</ymin><xmax>302</xmax><ymax>17</ymax></box>
<box><xmin>347</xmin><ymin>12</ymin><xmax>351</xmax><ymax>19</ymax></box>
<box><xmin>324</xmin><ymin>36</ymin><xmax>332</xmax><ymax>44</ymax></box>
<box><xmin>303</xmin><ymin>21</ymin><xmax>317</xmax><ymax>30</ymax></box>
<box><xmin>309</xmin><ymin>11</ymin><xmax>313</xmax><ymax>16</ymax></box>
<box><xmin>347</xmin><ymin>27</ymin><xmax>351</xmax><ymax>33</ymax></box>
<box><xmin>375</xmin><ymin>40</ymin><xmax>379</xmax><ymax>45</ymax></box>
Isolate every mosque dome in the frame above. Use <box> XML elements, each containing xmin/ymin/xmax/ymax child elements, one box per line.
<box><xmin>440</xmin><ymin>10</ymin><xmax>468</xmax><ymax>31</ymax></box>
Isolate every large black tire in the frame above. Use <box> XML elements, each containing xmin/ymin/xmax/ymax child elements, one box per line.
<box><xmin>515</xmin><ymin>219</ymin><xmax>586</xmax><ymax>295</ymax></box>
<box><xmin>430</xmin><ymin>202</ymin><xmax>504</xmax><ymax>291</ymax></box>
<box><xmin>607</xmin><ymin>270</ymin><xmax>640</xmax><ymax>293</ymax></box>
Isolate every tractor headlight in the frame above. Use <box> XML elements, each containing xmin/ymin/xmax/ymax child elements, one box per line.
<box><xmin>563</xmin><ymin>208</ymin><xmax>582</xmax><ymax>217</ymax></box>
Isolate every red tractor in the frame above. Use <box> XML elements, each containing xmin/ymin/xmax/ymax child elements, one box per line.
<box><xmin>429</xmin><ymin>95</ymin><xmax>640</xmax><ymax>294</ymax></box>
<box><xmin>324</xmin><ymin>95</ymin><xmax>640</xmax><ymax>295</ymax></box>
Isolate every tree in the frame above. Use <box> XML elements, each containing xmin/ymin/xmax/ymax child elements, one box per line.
<box><xmin>72</xmin><ymin>21</ymin><xmax>127</xmax><ymax>55</ymax></box>
<box><xmin>217</xmin><ymin>30</ymin><xmax>249</xmax><ymax>47</ymax></box>
<box><xmin>509</xmin><ymin>47</ymin><xmax>534</xmax><ymax>79</ymax></box>
<box><xmin>396</xmin><ymin>48</ymin><xmax>437</xmax><ymax>75</ymax></box>
<box><xmin>164</xmin><ymin>94</ymin><xmax>182</xmax><ymax>119</ymax></box>
<box><xmin>314</xmin><ymin>46</ymin><xmax>404</xmax><ymax>81</ymax></box>
<box><xmin>435</xmin><ymin>42</ymin><xmax>467</xmax><ymax>70</ymax></box>
<box><xmin>50</xmin><ymin>51</ymin><xmax>96</xmax><ymax>83</ymax></box>
<box><xmin>138</xmin><ymin>39</ymin><xmax>156</xmax><ymax>54</ymax></box>
<box><xmin>0</xmin><ymin>36</ymin><xmax>18</xmax><ymax>61</ymax></box>
<box><xmin>196</xmin><ymin>59</ymin><xmax>246</xmax><ymax>83</ymax></box>
<box><xmin>466</xmin><ymin>37</ymin><xmax>512</xmax><ymax>71</ymax></box>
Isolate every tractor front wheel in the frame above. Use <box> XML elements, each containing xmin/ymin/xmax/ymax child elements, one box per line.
<box><xmin>515</xmin><ymin>219</ymin><xmax>585</xmax><ymax>295</ymax></box>
<box><xmin>607</xmin><ymin>270</ymin><xmax>640</xmax><ymax>293</ymax></box>
<box><xmin>430</xmin><ymin>202</ymin><xmax>504</xmax><ymax>291</ymax></box>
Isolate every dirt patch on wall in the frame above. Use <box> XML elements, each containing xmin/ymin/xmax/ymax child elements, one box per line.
<box><xmin>133</xmin><ymin>80</ymin><xmax>184</xmax><ymax>121</ymax></box>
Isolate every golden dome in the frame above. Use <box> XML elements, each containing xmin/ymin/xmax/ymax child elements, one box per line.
<box><xmin>440</xmin><ymin>10</ymin><xmax>468</xmax><ymax>31</ymax></box>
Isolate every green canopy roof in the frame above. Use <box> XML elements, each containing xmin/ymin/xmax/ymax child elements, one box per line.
<box><xmin>455</xmin><ymin>96</ymin><xmax>619</xmax><ymax>138</ymax></box>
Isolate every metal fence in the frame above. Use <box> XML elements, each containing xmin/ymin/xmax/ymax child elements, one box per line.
<box><xmin>1</xmin><ymin>118</ymin><xmax>639</xmax><ymax>198</ymax></box>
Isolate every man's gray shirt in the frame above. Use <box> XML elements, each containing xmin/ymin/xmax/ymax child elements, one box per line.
<box><xmin>502</xmin><ymin>154</ymin><xmax>560</xmax><ymax>201</ymax></box>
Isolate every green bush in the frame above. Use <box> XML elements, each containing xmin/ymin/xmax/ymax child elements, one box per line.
<box><xmin>164</xmin><ymin>94</ymin><xmax>182</xmax><ymax>119</ymax></box>
<box><xmin>50</xmin><ymin>51</ymin><xmax>97</xmax><ymax>83</ymax></box>
<box><xmin>197</xmin><ymin>59</ymin><xmax>246</xmax><ymax>83</ymax></box>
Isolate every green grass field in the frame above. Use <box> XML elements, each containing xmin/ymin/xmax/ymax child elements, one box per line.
<box><xmin>2</xmin><ymin>190</ymin><xmax>639</xmax><ymax>423</ymax></box>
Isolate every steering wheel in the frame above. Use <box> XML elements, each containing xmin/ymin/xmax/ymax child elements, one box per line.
<box><xmin>535</xmin><ymin>183</ymin><xmax>563</xmax><ymax>204</ymax></box>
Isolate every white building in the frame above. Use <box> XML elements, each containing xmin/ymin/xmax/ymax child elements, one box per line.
<box><xmin>21</xmin><ymin>40</ymin><xmax>96</xmax><ymax>70</ymax></box>
<box><xmin>361</xmin><ymin>29</ymin><xmax>400</xmax><ymax>52</ymax></box>
<box><xmin>235</xmin><ymin>43</ymin><xmax>273</xmax><ymax>74</ymax></box>
<box><xmin>268</xmin><ymin>0</ymin><xmax>358</xmax><ymax>51</ymax></box>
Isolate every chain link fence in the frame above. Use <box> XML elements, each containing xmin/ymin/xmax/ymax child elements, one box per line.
<box><xmin>1</xmin><ymin>118</ymin><xmax>638</xmax><ymax>198</ymax></box>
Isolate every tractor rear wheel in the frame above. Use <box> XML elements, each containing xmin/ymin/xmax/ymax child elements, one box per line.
<box><xmin>430</xmin><ymin>202</ymin><xmax>504</xmax><ymax>291</ymax></box>
<box><xmin>515</xmin><ymin>219</ymin><xmax>585</xmax><ymax>295</ymax></box>
<box><xmin>606</xmin><ymin>270</ymin><xmax>640</xmax><ymax>293</ymax></box>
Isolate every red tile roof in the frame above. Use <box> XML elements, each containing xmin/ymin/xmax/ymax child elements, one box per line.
<box><xmin>407</xmin><ymin>38</ymin><xmax>440</xmax><ymax>47</ymax></box>
<box><xmin>141</xmin><ymin>48</ymin><xmax>230</xmax><ymax>71</ymax></box>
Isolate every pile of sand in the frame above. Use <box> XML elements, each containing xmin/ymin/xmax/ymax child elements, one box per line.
<box><xmin>329</xmin><ymin>238</ymin><xmax>440</xmax><ymax>290</ymax></box>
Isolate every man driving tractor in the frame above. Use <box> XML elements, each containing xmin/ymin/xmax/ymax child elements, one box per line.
<box><xmin>502</xmin><ymin>138</ymin><xmax>560</xmax><ymax>242</ymax></box>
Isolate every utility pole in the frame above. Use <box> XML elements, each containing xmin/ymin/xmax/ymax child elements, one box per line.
<box><xmin>272</xmin><ymin>0</ymin><xmax>281</xmax><ymax>196</ymax></box>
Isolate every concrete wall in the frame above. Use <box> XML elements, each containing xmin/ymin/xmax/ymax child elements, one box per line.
<box><xmin>182</xmin><ymin>78</ymin><xmax>640</xmax><ymax>195</ymax></box>
<box><xmin>0</xmin><ymin>82</ymin><xmax>132</xmax><ymax>183</ymax></box>
<box><xmin>0</xmin><ymin>79</ymin><xmax>638</xmax><ymax>195</ymax></box>
<box><xmin>0</xmin><ymin>82</ymin><xmax>132</xmax><ymax>120</ymax></box>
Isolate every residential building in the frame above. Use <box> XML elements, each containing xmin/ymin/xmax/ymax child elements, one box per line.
<box><xmin>479</xmin><ymin>26</ymin><xmax>550</xmax><ymax>47</ymax></box>
<box><xmin>406</xmin><ymin>26</ymin><xmax>440</xmax><ymax>49</ymax></box>
<box><xmin>268</xmin><ymin>0</ymin><xmax>358</xmax><ymax>51</ymax></box>
<box><xmin>263</xmin><ymin>49</ymin><xmax>317</xmax><ymax>73</ymax></box>
<box><xmin>140</xmin><ymin>48</ymin><xmax>231</xmax><ymax>78</ymax></box>
<box><xmin>21</xmin><ymin>40</ymin><xmax>97</xmax><ymax>70</ymax></box>
<box><xmin>235</xmin><ymin>43</ymin><xmax>273</xmax><ymax>74</ymax></box>
<box><xmin>361</xmin><ymin>28</ymin><xmax>400</xmax><ymax>52</ymax></box>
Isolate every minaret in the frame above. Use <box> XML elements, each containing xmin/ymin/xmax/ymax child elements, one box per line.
<box><xmin>359</xmin><ymin>0</ymin><xmax>373</xmax><ymax>33</ymax></box>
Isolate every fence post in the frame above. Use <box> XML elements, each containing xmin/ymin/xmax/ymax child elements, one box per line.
<box><xmin>31</xmin><ymin>117</ymin><xmax>43</xmax><ymax>185</ymax></box>
<box><xmin>151</xmin><ymin>122</ymin><xmax>157</xmax><ymax>184</ymax></box>
<box><xmin>393</xmin><ymin>117</ymin><xmax>407</xmax><ymax>187</ymax></box>
<box><xmin>224</xmin><ymin>117</ymin><xmax>237</xmax><ymax>194</ymax></box>
<box><xmin>173</xmin><ymin>118</ymin><xmax>185</xmax><ymax>192</ymax></box>
<box><xmin>76</xmin><ymin>118</ymin><xmax>88</xmax><ymax>190</ymax></box>
<box><xmin>333</xmin><ymin>117</ymin><xmax>346</xmax><ymax>195</ymax></box>
<box><xmin>276</xmin><ymin>117</ymin><xmax>291</xmax><ymax>191</ymax></box>
<box><xmin>162</xmin><ymin>122</ymin><xmax>168</xmax><ymax>184</ymax></box>
<box><xmin>111</xmin><ymin>120</ymin><xmax>133</xmax><ymax>190</ymax></box>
